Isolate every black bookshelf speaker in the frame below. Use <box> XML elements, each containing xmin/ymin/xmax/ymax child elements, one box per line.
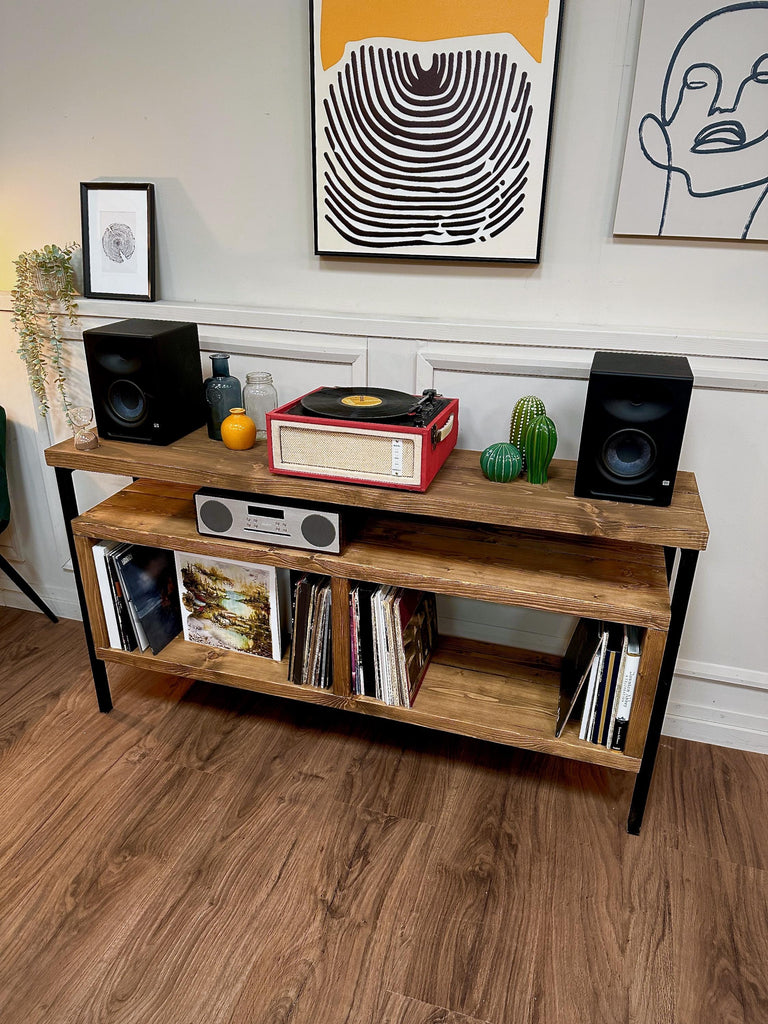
<box><xmin>574</xmin><ymin>351</ymin><xmax>694</xmax><ymax>506</ymax></box>
<box><xmin>83</xmin><ymin>319</ymin><xmax>206</xmax><ymax>445</ymax></box>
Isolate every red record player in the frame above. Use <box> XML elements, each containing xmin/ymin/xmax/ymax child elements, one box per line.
<box><xmin>266</xmin><ymin>387</ymin><xmax>459</xmax><ymax>492</ymax></box>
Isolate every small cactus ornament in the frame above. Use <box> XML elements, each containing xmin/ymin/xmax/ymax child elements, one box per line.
<box><xmin>480</xmin><ymin>442</ymin><xmax>523</xmax><ymax>483</ymax></box>
<box><xmin>525</xmin><ymin>415</ymin><xmax>557</xmax><ymax>484</ymax></box>
<box><xmin>509</xmin><ymin>395</ymin><xmax>546</xmax><ymax>470</ymax></box>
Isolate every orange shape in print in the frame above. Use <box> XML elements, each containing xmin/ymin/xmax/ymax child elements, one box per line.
<box><xmin>320</xmin><ymin>0</ymin><xmax>551</xmax><ymax>70</ymax></box>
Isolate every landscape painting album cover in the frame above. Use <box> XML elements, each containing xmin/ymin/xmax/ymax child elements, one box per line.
<box><xmin>175</xmin><ymin>553</ymin><xmax>282</xmax><ymax>661</ymax></box>
<box><xmin>310</xmin><ymin>0</ymin><xmax>565</xmax><ymax>262</ymax></box>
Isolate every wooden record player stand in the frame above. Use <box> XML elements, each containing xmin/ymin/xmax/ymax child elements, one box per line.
<box><xmin>45</xmin><ymin>427</ymin><xmax>708</xmax><ymax>834</ymax></box>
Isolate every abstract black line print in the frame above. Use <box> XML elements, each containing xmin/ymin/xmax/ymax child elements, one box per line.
<box><xmin>310</xmin><ymin>0</ymin><xmax>564</xmax><ymax>261</ymax></box>
<box><xmin>322</xmin><ymin>47</ymin><xmax>532</xmax><ymax>248</ymax></box>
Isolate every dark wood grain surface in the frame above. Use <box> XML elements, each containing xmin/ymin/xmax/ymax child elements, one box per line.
<box><xmin>72</xmin><ymin>480</ymin><xmax>672</xmax><ymax>627</ymax></box>
<box><xmin>2</xmin><ymin>608</ymin><xmax>765</xmax><ymax>1024</ymax></box>
<box><xmin>45</xmin><ymin>429</ymin><xmax>709</xmax><ymax>550</ymax></box>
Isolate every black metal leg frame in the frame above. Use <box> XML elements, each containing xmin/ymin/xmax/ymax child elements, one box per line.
<box><xmin>54</xmin><ymin>467</ymin><xmax>113</xmax><ymax>713</ymax></box>
<box><xmin>627</xmin><ymin>546</ymin><xmax>699</xmax><ymax>834</ymax></box>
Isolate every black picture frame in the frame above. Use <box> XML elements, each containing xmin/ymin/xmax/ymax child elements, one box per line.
<box><xmin>308</xmin><ymin>0</ymin><xmax>565</xmax><ymax>264</ymax></box>
<box><xmin>80</xmin><ymin>182</ymin><xmax>156</xmax><ymax>301</ymax></box>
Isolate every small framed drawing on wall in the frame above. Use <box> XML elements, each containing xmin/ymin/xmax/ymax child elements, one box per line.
<box><xmin>80</xmin><ymin>182</ymin><xmax>156</xmax><ymax>300</ymax></box>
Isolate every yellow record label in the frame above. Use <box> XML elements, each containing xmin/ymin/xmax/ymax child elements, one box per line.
<box><xmin>341</xmin><ymin>394</ymin><xmax>383</xmax><ymax>408</ymax></box>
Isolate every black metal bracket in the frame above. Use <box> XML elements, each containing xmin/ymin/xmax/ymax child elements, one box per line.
<box><xmin>54</xmin><ymin>467</ymin><xmax>113</xmax><ymax>712</ymax></box>
<box><xmin>627</xmin><ymin>547</ymin><xmax>699</xmax><ymax>834</ymax></box>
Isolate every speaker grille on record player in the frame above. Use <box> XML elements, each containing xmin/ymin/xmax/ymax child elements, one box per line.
<box><xmin>278</xmin><ymin>425</ymin><xmax>416</xmax><ymax>477</ymax></box>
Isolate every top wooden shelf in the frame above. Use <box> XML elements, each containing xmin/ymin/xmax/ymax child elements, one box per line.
<box><xmin>45</xmin><ymin>428</ymin><xmax>709</xmax><ymax>551</ymax></box>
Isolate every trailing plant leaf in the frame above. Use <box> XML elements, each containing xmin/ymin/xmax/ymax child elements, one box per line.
<box><xmin>11</xmin><ymin>242</ymin><xmax>79</xmax><ymax>428</ymax></box>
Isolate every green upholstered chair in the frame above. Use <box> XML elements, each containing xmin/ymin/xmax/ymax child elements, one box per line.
<box><xmin>0</xmin><ymin>406</ymin><xmax>58</xmax><ymax>622</ymax></box>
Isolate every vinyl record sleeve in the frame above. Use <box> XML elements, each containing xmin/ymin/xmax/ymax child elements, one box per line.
<box><xmin>175</xmin><ymin>552</ymin><xmax>282</xmax><ymax>661</ymax></box>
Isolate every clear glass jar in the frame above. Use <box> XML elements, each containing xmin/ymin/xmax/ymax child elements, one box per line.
<box><xmin>243</xmin><ymin>371</ymin><xmax>278</xmax><ymax>441</ymax></box>
<box><xmin>205</xmin><ymin>354</ymin><xmax>242</xmax><ymax>441</ymax></box>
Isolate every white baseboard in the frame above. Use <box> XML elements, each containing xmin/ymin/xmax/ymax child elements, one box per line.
<box><xmin>663</xmin><ymin>660</ymin><xmax>768</xmax><ymax>753</ymax></box>
<box><xmin>0</xmin><ymin>583</ymin><xmax>82</xmax><ymax>622</ymax></box>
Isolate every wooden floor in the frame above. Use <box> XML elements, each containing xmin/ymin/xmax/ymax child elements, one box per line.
<box><xmin>1</xmin><ymin>609</ymin><xmax>766</xmax><ymax>1024</ymax></box>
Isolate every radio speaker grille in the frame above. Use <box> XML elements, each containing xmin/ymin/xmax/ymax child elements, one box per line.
<box><xmin>274</xmin><ymin>424</ymin><xmax>418</xmax><ymax>483</ymax></box>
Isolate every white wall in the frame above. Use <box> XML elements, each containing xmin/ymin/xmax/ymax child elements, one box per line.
<box><xmin>0</xmin><ymin>0</ymin><xmax>766</xmax><ymax>752</ymax></box>
<box><xmin>0</xmin><ymin>0</ymin><xmax>764</xmax><ymax>334</ymax></box>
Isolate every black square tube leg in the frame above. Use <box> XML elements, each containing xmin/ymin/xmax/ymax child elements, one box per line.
<box><xmin>54</xmin><ymin>467</ymin><xmax>112</xmax><ymax>712</ymax></box>
<box><xmin>627</xmin><ymin>548</ymin><xmax>699</xmax><ymax>834</ymax></box>
<box><xmin>0</xmin><ymin>553</ymin><xmax>59</xmax><ymax>622</ymax></box>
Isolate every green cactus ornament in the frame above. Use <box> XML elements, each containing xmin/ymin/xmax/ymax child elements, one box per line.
<box><xmin>509</xmin><ymin>395</ymin><xmax>546</xmax><ymax>470</ymax></box>
<box><xmin>525</xmin><ymin>415</ymin><xmax>557</xmax><ymax>484</ymax></box>
<box><xmin>480</xmin><ymin>442</ymin><xmax>523</xmax><ymax>483</ymax></box>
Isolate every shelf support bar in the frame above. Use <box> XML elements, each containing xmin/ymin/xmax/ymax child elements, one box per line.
<box><xmin>54</xmin><ymin>467</ymin><xmax>113</xmax><ymax>713</ymax></box>
<box><xmin>627</xmin><ymin>548</ymin><xmax>699</xmax><ymax>835</ymax></box>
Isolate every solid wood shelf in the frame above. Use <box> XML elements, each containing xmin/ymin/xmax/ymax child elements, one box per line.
<box><xmin>93</xmin><ymin>633</ymin><xmax>640</xmax><ymax>773</ymax></box>
<box><xmin>72</xmin><ymin>480</ymin><xmax>672</xmax><ymax>628</ymax></box>
<box><xmin>45</xmin><ymin>429</ymin><xmax>709</xmax><ymax>550</ymax></box>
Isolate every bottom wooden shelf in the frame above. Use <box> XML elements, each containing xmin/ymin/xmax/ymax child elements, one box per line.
<box><xmin>95</xmin><ymin>634</ymin><xmax>641</xmax><ymax>774</ymax></box>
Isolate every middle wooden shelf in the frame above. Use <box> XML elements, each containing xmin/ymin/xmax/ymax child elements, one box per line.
<box><xmin>72</xmin><ymin>479</ymin><xmax>671</xmax><ymax>628</ymax></box>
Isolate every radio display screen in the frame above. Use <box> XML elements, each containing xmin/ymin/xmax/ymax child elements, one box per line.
<box><xmin>248</xmin><ymin>505</ymin><xmax>284</xmax><ymax>519</ymax></box>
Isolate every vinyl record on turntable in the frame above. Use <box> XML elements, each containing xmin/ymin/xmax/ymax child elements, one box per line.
<box><xmin>300</xmin><ymin>387</ymin><xmax>416</xmax><ymax>421</ymax></box>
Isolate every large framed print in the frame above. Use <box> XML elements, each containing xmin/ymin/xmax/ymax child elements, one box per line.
<box><xmin>80</xmin><ymin>182</ymin><xmax>156</xmax><ymax>300</ymax></box>
<box><xmin>310</xmin><ymin>0</ymin><xmax>564</xmax><ymax>263</ymax></box>
<box><xmin>614</xmin><ymin>2</ymin><xmax>768</xmax><ymax>241</ymax></box>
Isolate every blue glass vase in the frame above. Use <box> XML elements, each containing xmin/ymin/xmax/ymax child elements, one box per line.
<box><xmin>205</xmin><ymin>354</ymin><xmax>241</xmax><ymax>441</ymax></box>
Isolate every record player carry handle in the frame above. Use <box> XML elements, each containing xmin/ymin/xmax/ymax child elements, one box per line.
<box><xmin>435</xmin><ymin>415</ymin><xmax>454</xmax><ymax>443</ymax></box>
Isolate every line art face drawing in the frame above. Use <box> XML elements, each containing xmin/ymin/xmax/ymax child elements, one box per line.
<box><xmin>615</xmin><ymin>1</ymin><xmax>768</xmax><ymax>241</ymax></box>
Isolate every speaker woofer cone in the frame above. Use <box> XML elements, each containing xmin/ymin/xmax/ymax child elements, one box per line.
<box><xmin>107</xmin><ymin>379</ymin><xmax>148</xmax><ymax>426</ymax></box>
<box><xmin>601</xmin><ymin>429</ymin><xmax>656</xmax><ymax>480</ymax></box>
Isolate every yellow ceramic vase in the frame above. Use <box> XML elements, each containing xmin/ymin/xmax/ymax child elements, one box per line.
<box><xmin>220</xmin><ymin>408</ymin><xmax>256</xmax><ymax>450</ymax></box>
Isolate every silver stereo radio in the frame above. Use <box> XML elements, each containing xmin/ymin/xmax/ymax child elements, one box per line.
<box><xmin>194</xmin><ymin>487</ymin><xmax>344</xmax><ymax>553</ymax></box>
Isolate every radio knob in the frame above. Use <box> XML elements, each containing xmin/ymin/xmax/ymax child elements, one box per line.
<box><xmin>199</xmin><ymin>499</ymin><xmax>234</xmax><ymax>534</ymax></box>
<box><xmin>301</xmin><ymin>514</ymin><xmax>336</xmax><ymax>548</ymax></box>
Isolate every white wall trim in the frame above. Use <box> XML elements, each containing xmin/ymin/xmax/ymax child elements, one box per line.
<box><xmin>675</xmin><ymin>657</ymin><xmax>768</xmax><ymax>693</ymax></box>
<box><xmin>0</xmin><ymin>581</ymin><xmax>82</xmax><ymax>622</ymax></box>
<box><xmin>664</xmin><ymin>659</ymin><xmax>768</xmax><ymax>753</ymax></box>
<box><xmin>3</xmin><ymin>293</ymin><xmax>768</xmax><ymax>362</ymax></box>
<box><xmin>416</xmin><ymin>346</ymin><xmax>768</xmax><ymax>392</ymax></box>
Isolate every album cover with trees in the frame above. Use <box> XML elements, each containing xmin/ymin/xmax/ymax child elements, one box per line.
<box><xmin>174</xmin><ymin>553</ymin><xmax>282</xmax><ymax>661</ymax></box>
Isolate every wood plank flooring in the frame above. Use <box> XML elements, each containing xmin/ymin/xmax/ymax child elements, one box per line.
<box><xmin>1</xmin><ymin>608</ymin><xmax>766</xmax><ymax>1024</ymax></box>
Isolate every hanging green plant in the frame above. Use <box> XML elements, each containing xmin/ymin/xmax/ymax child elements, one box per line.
<box><xmin>11</xmin><ymin>243</ymin><xmax>80</xmax><ymax>428</ymax></box>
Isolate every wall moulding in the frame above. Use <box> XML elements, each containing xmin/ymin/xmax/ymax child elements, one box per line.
<box><xmin>2</xmin><ymin>293</ymin><xmax>767</xmax><ymax>365</ymax></box>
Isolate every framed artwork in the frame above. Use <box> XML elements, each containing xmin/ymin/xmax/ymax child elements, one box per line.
<box><xmin>310</xmin><ymin>0</ymin><xmax>565</xmax><ymax>263</ymax></box>
<box><xmin>614</xmin><ymin>2</ymin><xmax>768</xmax><ymax>241</ymax></box>
<box><xmin>174</xmin><ymin>552</ymin><xmax>283</xmax><ymax>661</ymax></box>
<box><xmin>80</xmin><ymin>182</ymin><xmax>156</xmax><ymax>300</ymax></box>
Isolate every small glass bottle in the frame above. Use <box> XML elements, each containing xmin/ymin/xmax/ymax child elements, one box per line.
<box><xmin>243</xmin><ymin>371</ymin><xmax>278</xmax><ymax>441</ymax></box>
<box><xmin>205</xmin><ymin>354</ymin><xmax>241</xmax><ymax>441</ymax></box>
